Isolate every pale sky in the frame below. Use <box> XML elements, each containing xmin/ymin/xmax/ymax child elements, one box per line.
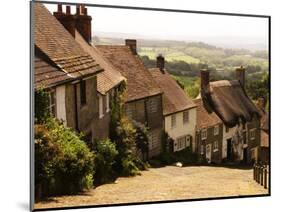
<box><xmin>45</xmin><ymin>3</ymin><xmax>269</xmax><ymax>50</ymax></box>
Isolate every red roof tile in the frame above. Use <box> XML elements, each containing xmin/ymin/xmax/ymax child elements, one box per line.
<box><xmin>34</xmin><ymin>3</ymin><xmax>103</xmax><ymax>82</ymax></box>
<box><xmin>74</xmin><ymin>31</ymin><xmax>125</xmax><ymax>94</ymax></box>
<box><xmin>149</xmin><ymin>68</ymin><xmax>196</xmax><ymax>115</ymax></box>
<box><xmin>194</xmin><ymin>98</ymin><xmax>222</xmax><ymax>129</ymax></box>
<box><xmin>96</xmin><ymin>45</ymin><xmax>162</xmax><ymax>102</ymax></box>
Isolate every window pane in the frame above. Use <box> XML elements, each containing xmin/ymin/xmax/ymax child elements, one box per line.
<box><xmin>80</xmin><ymin>80</ymin><xmax>86</xmax><ymax>105</ymax></box>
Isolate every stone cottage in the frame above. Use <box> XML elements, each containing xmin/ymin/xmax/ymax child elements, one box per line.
<box><xmin>194</xmin><ymin>98</ymin><xmax>223</xmax><ymax>163</ymax></box>
<box><xmin>52</xmin><ymin>4</ymin><xmax>126</xmax><ymax>141</ymax></box>
<box><xmin>199</xmin><ymin>68</ymin><xmax>261</xmax><ymax>163</ymax></box>
<box><xmin>97</xmin><ymin>40</ymin><xmax>164</xmax><ymax>159</ymax></box>
<box><xmin>34</xmin><ymin>3</ymin><xmax>103</xmax><ymax>143</ymax></box>
<box><xmin>149</xmin><ymin>55</ymin><xmax>197</xmax><ymax>153</ymax></box>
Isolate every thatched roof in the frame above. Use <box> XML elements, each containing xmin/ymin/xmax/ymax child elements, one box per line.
<box><xmin>201</xmin><ymin>80</ymin><xmax>260</xmax><ymax>127</ymax></box>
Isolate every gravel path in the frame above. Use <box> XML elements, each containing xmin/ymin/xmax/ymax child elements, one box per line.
<box><xmin>35</xmin><ymin>165</ymin><xmax>268</xmax><ymax>209</ymax></box>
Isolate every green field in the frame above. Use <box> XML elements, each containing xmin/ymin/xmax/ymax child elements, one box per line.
<box><xmin>138</xmin><ymin>47</ymin><xmax>200</xmax><ymax>64</ymax></box>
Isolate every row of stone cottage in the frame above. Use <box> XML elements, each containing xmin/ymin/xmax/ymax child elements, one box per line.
<box><xmin>34</xmin><ymin>3</ymin><xmax>269</xmax><ymax>164</ymax></box>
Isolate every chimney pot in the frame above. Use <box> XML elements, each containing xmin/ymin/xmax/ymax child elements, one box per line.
<box><xmin>200</xmin><ymin>69</ymin><xmax>210</xmax><ymax>92</ymax></box>
<box><xmin>125</xmin><ymin>39</ymin><xmax>137</xmax><ymax>55</ymax></box>
<box><xmin>156</xmin><ymin>54</ymin><xmax>165</xmax><ymax>72</ymax></box>
<box><xmin>66</xmin><ymin>5</ymin><xmax>71</xmax><ymax>15</ymax></box>
<box><xmin>84</xmin><ymin>8</ymin><xmax>88</xmax><ymax>15</ymax></box>
<box><xmin>76</xmin><ymin>5</ymin><xmax>80</xmax><ymax>15</ymax></box>
<box><xmin>236</xmin><ymin>66</ymin><xmax>246</xmax><ymax>88</ymax></box>
<box><xmin>75</xmin><ymin>6</ymin><xmax>92</xmax><ymax>43</ymax></box>
<box><xmin>57</xmin><ymin>4</ymin><xmax>62</xmax><ymax>13</ymax></box>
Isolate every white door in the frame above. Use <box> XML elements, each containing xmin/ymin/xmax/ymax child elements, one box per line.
<box><xmin>206</xmin><ymin>144</ymin><xmax>212</xmax><ymax>163</ymax></box>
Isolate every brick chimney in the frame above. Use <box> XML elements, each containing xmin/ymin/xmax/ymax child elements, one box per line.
<box><xmin>75</xmin><ymin>5</ymin><xmax>92</xmax><ymax>43</ymax></box>
<box><xmin>236</xmin><ymin>66</ymin><xmax>246</xmax><ymax>88</ymax></box>
<box><xmin>200</xmin><ymin>69</ymin><xmax>210</xmax><ymax>92</ymax></box>
<box><xmin>156</xmin><ymin>54</ymin><xmax>165</xmax><ymax>72</ymax></box>
<box><xmin>257</xmin><ymin>97</ymin><xmax>266</xmax><ymax>111</ymax></box>
<box><xmin>53</xmin><ymin>4</ymin><xmax>76</xmax><ymax>38</ymax></box>
<box><xmin>125</xmin><ymin>39</ymin><xmax>137</xmax><ymax>55</ymax></box>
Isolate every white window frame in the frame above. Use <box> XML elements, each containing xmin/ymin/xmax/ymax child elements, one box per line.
<box><xmin>48</xmin><ymin>89</ymin><xmax>56</xmax><ymax>117</ymax></box>
<box><xmin>106</xmin><ymin>92</ymin><xmax>110</xmax><ymax>113</ymax></box>
<box><xmin>98</xmin><ymin>94</ymin><xmax>104</xmax><ymax>119</ymax></box>
<box><xmin>214</xmin><ymin>125</ymin><xmax>219</xmax><ymax>136</ymax></box>
<box><xmin>171</xmin><ymin>114</ymin><xmax>176</xmax><ymax>128</ymax></box>
<box><xmin>148</xmin><ymin>131</ymin><xmax>158</xmax><ymax>150</ymax></box>
<box><xmin>147</xmin><ymin>98</ymin><xmax>157</xmax><ymax>113</ymax></box>
<box><xmin>183</xmin><ymin>110</ymin><xmax>189</xmax><ymax>124</ymax></box>
<box><xmin>213</xmin><ymin>141</ymin><xmax>219</xmax><ymax>152</ymax></box>
<box><xmin>201</xmin><ymin>128</ymin><xmax>207</xmax><ymax>140</ymax></box>
<box><xmin>250</xmin><ymin>128</ymin><xmax>256</xmax><ymax>140</ymax></box>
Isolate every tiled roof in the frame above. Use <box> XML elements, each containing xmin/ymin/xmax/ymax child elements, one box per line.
<box><xmin>34</xmin><ymin>55</ymin><xmax>72</xmax><ymax>89</ymax></box>
<box><xmin>194</xmin><ymin>98</ymin><xmax>222</xmax><ymax>129</ymax></box>
<box><xmin>34</xmin><ymin>3</ymin><xmax>103</xmax><ymax>81</ymax></box>
<box><xmin>149</xmin><ymin>68</ymin><xmax>196</xmax><ymax>116</ymax></box>
<box><xmin>96</xmin><ymin>45</ymin><xmax>162</xmax><ymax>102</ymax></box>
<box><xmin>74</xmin><ymin>31</ymin><xmax>125</xmax><ymax>94</ymax></box>
<box><xmin>201</xmin><ymin>80</ymin><xmax>260</xmax><ymax>127</ymax></box>
<box><xmin>261</xmin><ymin>130</ymin><xmax>269</xmax><ymax>147</ymax></box>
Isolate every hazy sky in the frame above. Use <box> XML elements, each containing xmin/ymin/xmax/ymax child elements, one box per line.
<box><xmin>45</xmin><ymin>3</ymin><xmax>269</xmax><ymax>50</ymax></box>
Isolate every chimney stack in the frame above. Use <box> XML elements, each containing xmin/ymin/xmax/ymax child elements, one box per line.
<box><xmin>200</xmin><ymin>69</ymin><xmax>210</xmax><ymax>93</ymax></box>
<box><xmin>53</xmin><ymin>4</ymin><xmax>76</xmax><ymax>38</ymax></box>
<box><xmin>75</xmin><ymin>5</ymin><xmax>92</xmax><ymax>43</ymax></box>
<box><xmin>156</xmin><ymin>54</ymin><xmax>165</xmax><ymax>72</ymax></box>
<box><xmin>257</xmin><ymin>97</ymin><xmax>266</xmax><ymax>111</ymax></box>
<box><xmin>236</xmin><ymin>66</ymin><xmax>246</xmax><ymax>88</ymax></box>
<box><xmin>125</xmin><ymin>39</ymin><xmax>137</xmax><ymax>55</ymax></box>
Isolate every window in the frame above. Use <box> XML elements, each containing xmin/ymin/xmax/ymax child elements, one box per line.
<box><xmin>106</xmin><ymin>92</ymin><xmax>110</xmax><ymax>112</ymax></box>
<box><xmin>147</xmin><ymin>98</ymin><xmax>157</xmax><ymax>113</ymax></box>
<box><xmin>214</xmin><ymin>125</ymin><xmax>219</xmax><ymax>136</ymax></box>
<box><xmin>225</xmin><ymin>126</ymin><xmax>229</xmax><ymax>133</ymax></box>
<box><xmin>200</xmin><ymin>144</ymin><xmax>204</xmax><ymax>155</ymax></box>
<box><xmin>201</xmin><ymin>129</ymin><xmax>207</xmax><ymax>140</ymax></box>
<box><xmin>49</xmin><ymin>90</ymin><xmax>56</xmax><ymax>117</ymax></box>
<box><xmin>171</xmin><ymin>114</ymin><xmax>176</xmax><ymax>128</ymax></box>
<box><xmin>250</xmin><ymin>128</ymin><xmax>256</xmax><ymax>140</ymax></box>
<box><xmin>98</xmin><ymin>94</ymin><xmax>104</xmax><ymax>119</ymax></box>
<box><xmin>185</xmin><ymin>135</ymin><xmax>191</xmax><ymax>147</ymax></box>
<box><xmin>148</xmin><ymin>131</ymin><xmax>158</xmax><ymax>150</ymax></box>
<box><xmin>125</xmin><ymin>104</ymin><xmax>134</xmax><ymax>119</ymax></box>
<box><xmin>183</xmin><ymin>110</ymin><xmax>189</xmax><ymax>124</ymax></box>
<box><xmin>175</xmin><ymin>136</ymin><xmax>185</xmax><ymax>151</ymax></box>
<box><xmin>80</xmin><ymin>80</ymin><xmax>86</xmax><ymax>106</ymax></box>
<box><xmin>213</xmin><ymin>141</ymin><xmax>219</xmax><ymax>152</ymax></box>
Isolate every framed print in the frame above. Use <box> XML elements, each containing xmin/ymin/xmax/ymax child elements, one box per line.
<box><xmin>30</xmin><ymin>0</ymin><xmax>270</xmax><ymax>211</ymax></box>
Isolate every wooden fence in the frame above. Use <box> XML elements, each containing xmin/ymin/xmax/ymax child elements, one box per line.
<box><xmin>253</xmin><ymin>163</ymin><xmax>269</xmax><ymax>189</ymax></box>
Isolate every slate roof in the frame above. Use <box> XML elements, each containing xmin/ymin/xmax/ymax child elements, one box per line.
<box><xmin>96</xmin><ymin>45</ymin><xmax>162</xmax><ymax>102</ymax></box>
<box><xmin>74</xmin><ymin>30</ymin><xmax>125</xmax><ymax>95</ymax></box>
<box><xmin>149</xmin><ymin>68</ymin><xmax>196</xmax><ymax>116</ymax></box>
<box><xmin>194</xmin><ymin>98</ymin><xmax>222</xmax><ymax>129</ymax></box>
<box><xmin>34</xmin><ymin>3</ymin><xmax>103</xmax><ymax>87</ymax></box>
<box><xmin>201</xmin><ymin>80</ymin><xmax>260</xmax><ymax>128</ymax></box>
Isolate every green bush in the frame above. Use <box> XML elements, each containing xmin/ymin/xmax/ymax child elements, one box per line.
<box><xmin>35</xmin><ymin>89</ymin><xmax>50</xmax><ymax>123</ymax></box>
<box><xmin>93</xmin><ymin>139</ymin><xmax>118</xmax><ymax>184</ymax></box>
<box><xmin>35</xmin><ymin>118</ymin><xmax>95</xmax><ymax>197</ymax></box>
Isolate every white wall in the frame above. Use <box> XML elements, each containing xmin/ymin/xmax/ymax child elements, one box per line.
<box><xmin>164</xmin><ymin>108</ymin><xmax>197</xmax><ymax>152</ymax></box>
<box><xmin>55</xmin><ymin>85</ymin><xmax>67</xmax><ymax>125</ymax></box>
